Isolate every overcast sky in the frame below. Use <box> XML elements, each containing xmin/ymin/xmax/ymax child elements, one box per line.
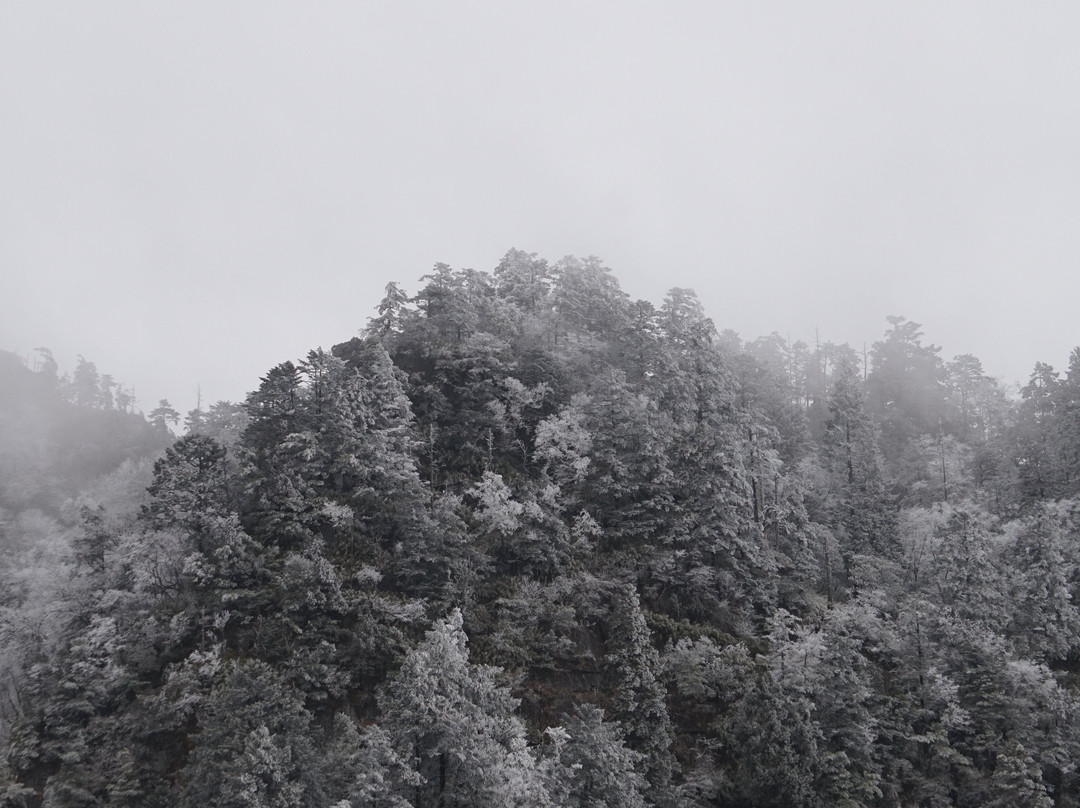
<box><xmin>3</xmin><ymin>2</ymin><xmax>1079</xmax><ymax>416</ymax></box>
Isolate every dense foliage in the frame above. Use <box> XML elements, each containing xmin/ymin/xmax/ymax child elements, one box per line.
<box><xmin>4</xmin><ymin>251</ymin><xmax>1080</xmax><ymax>806</ymax></box>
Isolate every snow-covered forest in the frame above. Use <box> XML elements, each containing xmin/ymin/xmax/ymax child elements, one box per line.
<box><xmin>3</xmin><ymin>250</ymin><xmax>1080</xmax><ymax>806</ymax></box>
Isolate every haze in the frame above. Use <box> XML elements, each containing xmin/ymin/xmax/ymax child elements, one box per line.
<box><xmin>3</xmin><ymin>2</ymin><xmax>1079</xmax><ymax>415</ymax></box>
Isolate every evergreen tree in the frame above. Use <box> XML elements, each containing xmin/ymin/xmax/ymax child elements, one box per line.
<box><xmin>1002</xmin><ymin>503</ymin><xmax>1080</xmax><ymax>661</ymax></box>
<box><xmin>1056</xmin><ymin>348</ymin><xmax>1080</xmax><ymax>494</ymax></box>
<box><xmin>379</xmin><ymin>609</ymin><xmax>549</xmax><ymax>807</ymax></box>
<box><xmin>70</xmin><ymin>355</ymin><xmax>103</xmax><ymax>408</ymax></box>
<box><xmin>149</xmin><ymin>399</ymin><xmax>181</xmax><ymax>434</ymax></box>
<box><xmin>179</xmin><ymin>660</ymin><xmax>331</xmax><ymax>808</ymax></box>
<box><xmin>1013</xmin><ymin>362</ymin><xmax>1063</xmax><ymax>501</ymax></box>
<box><xmin>366</xmin><ymin>281</ymin><xmax>410</xmax><ymax>340</ymax></box>
<box><xmin>823</xmin><ymin>357</ymin><xmax>898</xmax><ymax>572</ymax></box>
<box><xmin>867</xmin><ymin>316</ymin><xmax>947</xmax><ymax>462</ymax></box>
<box><xmin>541</xmin><ymin>705</ymin><xmax>646</xmax><ymax>808</ymax></box>
<box><xmin>493</xmin><ymin>248</ymin><xmax>552</xmax><ymax>315</ymax></box>
<box><xmin>727</xmin><ymin>664</ymin><xmax>821</xmax><ymax>808</ymax></box>
<box><xmin>986</xmin><ymin>742</ymin><xmax>1054</xmax><ymax>808</ymax></box>
<box><xmin>603</xmin><ymin>587</ymin><xmax>676</xmax><ymax>806</ymax></box>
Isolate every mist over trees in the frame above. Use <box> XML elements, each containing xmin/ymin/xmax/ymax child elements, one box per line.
<box><xmin>3</xmin><ymin>251</ymin><xmax>1080</xmax><ymax>806</ymax></box>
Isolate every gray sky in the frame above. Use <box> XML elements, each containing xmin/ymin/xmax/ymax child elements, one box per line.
<box><xmin>3</xmin><ymin>2</ymin><xmax>1079</xmax><ymax>416</ymax></box>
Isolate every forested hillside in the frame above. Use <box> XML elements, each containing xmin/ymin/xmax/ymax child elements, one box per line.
<box><xmin>3</xmin><ymin>251</ymin><xmax>1080</xmax><ymax>807</ymax></box>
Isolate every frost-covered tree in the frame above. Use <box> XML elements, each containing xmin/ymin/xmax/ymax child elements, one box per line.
<box><xmin>541</xmin><ymin>705</ymin><xmax>645</xmax><ymax>808</ymax></box>
<box><xmin>604</xmin><ymin>587</ymin><xmax>676</xmax><ymax>805</ymax></box>
<box><xmin>179</xmin><ymin>660</ymin><xmax>330</xmax><ymax>808</ymax></box>
<box><xmin>379</xmin><ymin>609</ymin><xmax>549</xmax><ymax>807</ymax></box>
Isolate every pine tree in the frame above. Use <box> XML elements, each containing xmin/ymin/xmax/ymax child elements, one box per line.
<box><xmin>366</xmin><ymin>281</ymin><xmax>410</xmax><ymax>340</ymax></box>
<box><xmin>604</xmin><ymin>587</ymin><xmax>676</xmax><ymax>806</ymax></box>
<box><xmin>542</xmin><ymin>705</ymin><xmax>646</xmax><ymax>808</ymax></box>
<box><xmin>179</xmin><ymin>660</ymin><xmax>328</xmax><ymax>808</ymax></box>
<box><xmin>379</xmin><ymin>609</ymin><xmax>549</xmax><ymax>807</ymax></box>
<box><xmin>1055</xmin><ymin>347</ymin><xmax>1080</xmax><ymax>494</ymax></box>
<box><xmin>986</xmin><ymin>742</ymin><xmax>1054</xmax><ymax>808</ymax></box>
<box><xmin>823</xmin><ymin>357</ymin><xmax>898</xmax><ymax>572</ymax></box>
<box><xmin>149</xmin><ymin>399</ymin><xmax>181</xmax><ymax>434</ymax></box>
<box><xmin>866</xmin><ymin>316</ymin><xmax>947</xmax><ymax>462</ymax></box>
<box><xmin>70</xmin><ymin>355</ymin><xmax>103</xmax><ymax>408</ymax></box>
<box><xmin>493</xmin><ymin>249</ymin><xmax>552</xmax><ymax>315</ymax></box>
<box><xmin>1002</xmin><ymin>503</ymin><xmax>1080</xmax><ymax>661</ymax></box>
<box><xmin>727</xmin><ymin>664</ymin><xmax>822</xmax><ymax>808</ymax></box>
<box><xmin>1014</xmin><ymin>362</ymin><xmax>1063</xmax><ymax>501</ymax></box>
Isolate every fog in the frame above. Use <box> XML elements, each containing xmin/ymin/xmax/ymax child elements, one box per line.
<box><xmin>3</xmin><ymin>2</ymin><xmax>1079</xmax><ymax>413</ymax></box>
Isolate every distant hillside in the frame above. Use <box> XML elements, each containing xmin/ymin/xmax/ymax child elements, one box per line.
<box><xmin>0</xmin><ymin>350</ymin><xmax>169</xmax><ymax>513</ymax></box>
